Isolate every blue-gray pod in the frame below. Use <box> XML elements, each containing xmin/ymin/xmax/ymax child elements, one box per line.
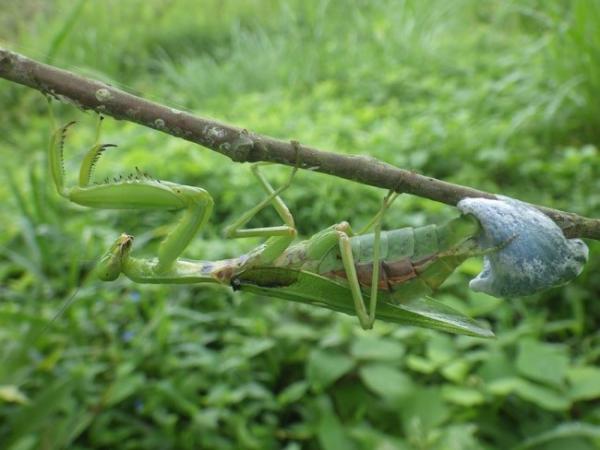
<box><xmin>458</xmin><ymin>196</ymin><xmax>588</xmax><ymax>297</ymax></box>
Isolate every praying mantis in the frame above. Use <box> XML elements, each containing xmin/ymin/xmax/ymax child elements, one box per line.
<box><xmin>49</xmin><ymin>114</ymin><xmax>497</xmax><ymax>337</ymax></box>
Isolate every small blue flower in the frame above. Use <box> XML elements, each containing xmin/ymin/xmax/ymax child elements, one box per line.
<box><xmin>121</xmin><ymin>330</ymin><xmax>135</xmax><ymax>342</ymax></box>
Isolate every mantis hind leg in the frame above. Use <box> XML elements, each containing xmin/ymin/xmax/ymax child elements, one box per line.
<box><xmin>336</xmin><ymin>191</ymin><xmax>397</xmax><ymax>329</ymax></box>
<box><xmin>366</xmin><ymin>191</ymin><xmax>397</xmax><ymax>328</ymax></box>
<box><xmin>305</xmin><ymin>191</ymin><xmax>397</xmax><ymax>329</ymax></box>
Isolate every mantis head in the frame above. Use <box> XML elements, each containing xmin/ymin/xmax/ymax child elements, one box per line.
<box><xmin>97</xmin><ymin>233</ymin><xmax>134</xmax><ymax>281</ymax></box>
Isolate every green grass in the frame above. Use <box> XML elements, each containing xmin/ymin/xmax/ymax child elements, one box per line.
<box><xmin>544</xmin><ymin>0</ymin><xmax>600</xmax><ymax>142</ymax></box>
<box><xmin>1</xmin><ymin>1</ymin><xmax>600</xmax><ymax>449</ymax></box>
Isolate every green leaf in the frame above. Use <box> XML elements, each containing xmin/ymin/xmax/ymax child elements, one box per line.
<box><xmin>103</xmin><ymin>373</ymin><xmax>146</xmax><ymax>407</ymax></box>
<box><xmin>568</xmin><ymin>366</ymin><xmax>600</xmax><ymax>401</ymax></box>
<box><xmin>239</xmin><ymin>337</ymin><xmax>275</xmax><ymax>358</ymax></box>
<box><xmin>359</xmin><ymin>364</ymin><xmax>413</xmax><ymax>400</ymax></box>
<box><xmin>441</xmin><ymin>385</ymin><xmax>485</xmax><ymax>406</ymax></box>
<box><xmin>238</xmin><ymin>270</ymin><xmax>495</xmax><ymax>337</ymax></box>
<box><xmin>516</xmin><ymin>339</ymin><xmax>569</xmax><ymax>388</ymax></box>
<box><xmin>441</xmin><ymin>359</ymin><xmax>471</xmax><ymax>383</ymax></box>
<box><xmin>401</xmin><ymin>387</ymin><xmax>450</xmax><ymax>432</ymax></box>
<box><xmin>477</xmin><ymin>350</ymin><xmax>516</xmax><ymax>382</ymax></box>
<box><xmin>350</xmin><ymin>335</ymin><xmax>405</xmax><ymax>361</ymax></box>
<box><xmin>486</xmin><ymin>377</ymin><xmax>522</xmax><ymax>396</ymax></box>
<box><xmin>426</xmin><ymin>333</ymin><xmax>456</xmax><ymax>365</ymax></box>
<box><xmin>438</xmin><ymin>424</ymin><xmax>481</xmax><ymax>450</ymax></box>
<box><xmin>278</xmin><ymin>381</ymin><xmax>309</xmax><ymax>405</ymax></box>
<box><xmin>406</xmin><ymin>355</ymin><xmax>437</xmax><ymax>374</ymax></box>
<box><xmin>518</xmin><ymin>383</ymin><xmax>569</xmax><ymax>411</ymax></box>
<box><xmin>487</xmin><ymin>377</ymin><xmax>570</xmax><ymax>411</ymax></box>
<box><xmin>315</xmin><ymin>396</ymin><xmax>357</xmax><ymax>450</ymax></box>
<box><xmin>465</xmin><ymin>290</ymin><xmax>504</xmax><ymax>316</ymax></box>
<box><xmin>306</xmin><ymin>349</ymin><xmax>354</xmax><ymax>391</ymax></box>
<box><xmin>514</xmin><ymin>422</ymin><xmax>600</xmax><ymax>450</ymax></box>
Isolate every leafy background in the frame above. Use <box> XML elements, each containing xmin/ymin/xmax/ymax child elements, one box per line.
<box><xmin>1</xmin><ymin>1</ymin><xmax>600</xmax><ymax>449</ymax></box>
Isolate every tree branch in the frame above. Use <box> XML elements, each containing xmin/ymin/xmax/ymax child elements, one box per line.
<box><xmin>1</xmin><ymin>47</ymin><xmax>598</xmax><ymax>240</ymax></box>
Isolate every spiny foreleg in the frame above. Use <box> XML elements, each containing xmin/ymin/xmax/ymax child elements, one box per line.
<box><xmin>48</xmin><ymin>111</ymin><xmax>214</xmax><ymax>278</ymax></box>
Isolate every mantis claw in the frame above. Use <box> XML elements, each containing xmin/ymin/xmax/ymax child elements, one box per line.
<box><xmin>49</xmin><ymin>115</ymin><xmax>214</xmax><ymax>277</ymax></box>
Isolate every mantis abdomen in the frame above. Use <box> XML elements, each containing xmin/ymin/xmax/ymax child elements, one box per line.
<box><xmin>317</xmin><ymin>215</ymin><xmax>481</xmax><ymax>302</ymax></box>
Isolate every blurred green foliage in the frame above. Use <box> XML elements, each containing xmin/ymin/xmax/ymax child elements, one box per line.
<box><xmin>1</xmin><ymin>0</ymin><xmax>600</xmax><ymax>449</ymax></box>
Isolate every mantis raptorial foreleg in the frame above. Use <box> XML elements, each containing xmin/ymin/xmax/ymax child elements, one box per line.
<box><xmin>48</xmin><ymin>114</ymin><xmax>214</xmax><ymax>279</ymax></box>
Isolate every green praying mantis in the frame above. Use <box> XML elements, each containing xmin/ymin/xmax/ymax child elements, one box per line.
<box><xmin>49</xmin><ymin>114</ymin><xmax>498</xmax><ymax>338</ymax></box>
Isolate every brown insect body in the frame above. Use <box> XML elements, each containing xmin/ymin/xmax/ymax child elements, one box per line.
<box><xmin>313</xmin><ymin>220</ymin><xmax>480</xmax><ymax>303</ymax></box>
<box><xmin>324</xmin><ymin>254</ymin><xmax>440</xmax><ymax>292</ymax></box>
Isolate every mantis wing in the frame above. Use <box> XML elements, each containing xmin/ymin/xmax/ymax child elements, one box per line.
<box><xmin>236</xmin><ymin>268</ymin><xmax>494</xmax><ymax>338</ymax></box>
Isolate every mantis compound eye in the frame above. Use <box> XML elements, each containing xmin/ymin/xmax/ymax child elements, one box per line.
<box><xmin>458</xmin><ymin>196</ymin><xmax>588</xmax><ymax>297</ymax></box>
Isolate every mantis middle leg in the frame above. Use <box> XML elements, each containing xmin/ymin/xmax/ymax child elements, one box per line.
<box><xmin>221</xmin><ymin>161</ymin><xmax>299</xmax><ymax>265</ymax></box>
<box><xmin>305</xmin><ymin>191</ymin><xmax>398</xmax><ymax>329</ymax></box>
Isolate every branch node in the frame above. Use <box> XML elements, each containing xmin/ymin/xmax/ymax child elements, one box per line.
<box><xmin>226</xmin><ymin>129</ymin><xmax>254</xmax><ymax>162</ymax></box>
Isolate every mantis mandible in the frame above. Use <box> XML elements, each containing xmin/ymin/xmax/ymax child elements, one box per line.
<box><xmin>49</xmin><ymin>114</ymin><xmax>495</xmax><ymax>337</ymax></box>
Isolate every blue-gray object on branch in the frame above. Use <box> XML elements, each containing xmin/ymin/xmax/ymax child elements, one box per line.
<box><xmin>458</xmin><ymin>196</ymin><xmax>588</xmax><ymax>297</ymax></box>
